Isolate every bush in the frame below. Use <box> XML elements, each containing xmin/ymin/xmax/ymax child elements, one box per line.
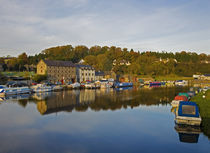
<box><xmin>0</xmin><ymin>73</ymin><xmax>8</xmax><ymax>84</ymax></box>
<box><xmin>32</xmin><ymin>74</ymin><xmax>47</xmax><ymax>83</ymax></box>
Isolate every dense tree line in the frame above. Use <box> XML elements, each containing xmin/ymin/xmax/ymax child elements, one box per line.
<box><xmin>1</xmin><ymin>45</ymin><xmax>210</xmax><ymax>77</ymax></box>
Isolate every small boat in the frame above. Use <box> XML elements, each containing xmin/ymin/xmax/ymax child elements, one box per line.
<box><xmin>187</xmin><ymin>91</ymin><xmax>196</xmax><ymax>97</ymax></box>
<box><xmin>171</xmin><ymin>100</ymin><xmax>181</xmax><ymax>107</ymax></box>
<box><xmin>31</xmin><ymin>84</ymin><xmax>52</xmax><ymax>93</ymax></box>
<box><xmin>52</xmin><ymin>85</ymin><xmax>63</xmax><ymax>91</ymax></box>
<box><xmin>114</xmin><ymin>82</ymin><xmax>133</xmax><ymax>88</ymax></box>
<box><xmin>2</xmin><ymin>82</ymin><xmax>32</xmax><ymax>95</ymax></box>
<box><xmin>149</xmin><ymin>82</ymin><xmax>162</xmax><ymax>86</ymax></box>
<box><xmin>178</xmin><ymin>93</ymin><xmax>190</xmax><ymax>99</ymax></box>
<box><xmin>67</xmin><ymin>82</ymin><xmax>80</xmax><ymax>89</ymax></box>
<box><xmin>0</xmin><ymin>88</ymin><xmax>5</xmax><ymax>97</ymax></box>
<box><xmin>175</xmin><ymin>80</ymin><xmax>188</xmax><ymax>86</ymax></box>
<box><xmin>175</xmin><ymin>101</ymin><xmax>202</xmax><ymax>126</ymax></box>
<box><xmin>85</xmin><ymin>82</ymin><xmax>95</xmax><ymax>89</ymax></box>
<box><xmin>174</xmin><ymin>95</ymin><xmax>188</xmax><ymax>101</ymax></box>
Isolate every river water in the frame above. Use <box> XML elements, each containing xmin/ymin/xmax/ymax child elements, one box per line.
<box><xmin>0</xmin><ymin>86</ymin><xmax>209</xmax><ymax>153</ymax></box>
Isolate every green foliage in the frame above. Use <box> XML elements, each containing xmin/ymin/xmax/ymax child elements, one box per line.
<box><xmin>191</xmin><ymin>90</ymin><xmax>210</xmax><ymax>118</ymax></box>
<box><xmin>2</xmin><ymin>44</ymin><xmax>210</xmax><ymax>77</ymax></box>
<box><xmin>0</xmin><ymin>72</ymin><xmax>8</xmax><ymax>84</ymax></box>
<box><xmin>32</xmin><ymin>74</ymin><xmax>47</xmax><ymax>83</ymax></box>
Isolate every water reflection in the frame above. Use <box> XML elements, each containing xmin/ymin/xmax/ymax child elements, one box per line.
<box><xmin>174</xmin><ymin>124</ymin><xmax>201</xmax><ymax>143</ymax></box>
<box><xmin>0</xmin><ymin>86</ymin><xmax>210</xmax><ymax>153</ymax></box>
<box><xmin>29</xmin><ymin>87</ymin><xmax>189</xmax><ymax>115</ymax></box>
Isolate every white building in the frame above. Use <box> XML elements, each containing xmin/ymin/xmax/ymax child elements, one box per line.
<box><xmin>76</xmin><ymin>64</ymin><xmax>95</xmax><ymax>82</ymax></box>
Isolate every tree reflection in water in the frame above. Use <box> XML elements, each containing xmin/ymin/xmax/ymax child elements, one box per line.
<box><xmin>7</xmin><ymin>86</ymin><xmax>209</xmax><ymax>140</ymax></box>
<box><xmin>30</xmin><ymin>87</ymin><xmax>189</xmax><ymax>114</ymax></box>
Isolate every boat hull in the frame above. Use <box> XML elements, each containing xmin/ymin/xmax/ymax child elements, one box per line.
<box><xmin>175</xmin><ymin>116</ymin><xmax>202</xmax><ymax>126</ymax></box>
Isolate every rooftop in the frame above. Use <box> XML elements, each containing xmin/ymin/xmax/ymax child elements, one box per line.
<box><xmin>43</xmin><ymin>60</ymin><xmax>75</xmax><ymax>67</ymax></box>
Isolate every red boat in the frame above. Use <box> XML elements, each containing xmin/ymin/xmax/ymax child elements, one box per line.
<box><xmin>174</xmin><ymin>95</ymin><xmax>188</xmax><ymax>101</ymax></box>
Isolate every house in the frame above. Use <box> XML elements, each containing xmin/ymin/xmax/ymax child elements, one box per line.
<box><xmin>113</xmin><ymin>59</ymin><xmax>131</xmax><ymax>66</ymax></box>
<box><xmin>95</xmin><ymin>71</ymin><xmax>105</xmax><ymax>81</ymax></box>
<box><xmin>76</xmin><ymin>64</ymin><xmax>95</xmax><ymax>82</ymax></box>
<box><xmin>200</xmin><ymin>74</ymin><xmax>210</xmax><ymax>80</ymax></box>
<box><xmin>193</xmin><ymin>74</ymin><xmax>202</xmax><ymax>80</ymax></box>
<box><xmin>37</xmin><ymin>60</ymin><xmax>76</xmax><ymax>83</ymax></box>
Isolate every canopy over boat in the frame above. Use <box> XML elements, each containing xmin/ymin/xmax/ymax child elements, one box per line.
<box><xmin>174</xmin><ymin>95</ymin><xmax>188</xmax><ymax>101</ymax></box>
<box><xmin>178</xmin><ymin>101</ymin><xmax>199</xmax><ymax>118</ymax></box>
<box><xmin>178</xmin><ymin>93</ymin><xmax>190</xmax><ymax>99</ymax></box>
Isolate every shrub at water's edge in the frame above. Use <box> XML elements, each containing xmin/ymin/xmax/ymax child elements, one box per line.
<box><xmin>191</xmin><ymin>90</ymin><xmax>210</xmax><ymax>118</ymax></box>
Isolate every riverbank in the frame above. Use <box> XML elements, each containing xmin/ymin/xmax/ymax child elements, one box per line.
<box><xmin>136</xmin><ymin>74</ymin><xmax>193</xmax><ymax>81</ymax></box>
<box><xmin>191</xmin><ymin>90</ymin><xmax>210</xmax><ymax>118</ymax></box>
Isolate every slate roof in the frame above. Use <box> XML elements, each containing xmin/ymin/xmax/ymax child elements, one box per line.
<box><xmin>95</xmin><ymin>71</ymin><xmax>105</xmax><ymax>76</ymax></box>
<box><xmin>75</xmin><ymin>64</ymin><xmax>94</xmax><ymax>70</ymax></box>
<box><xmin>43</xmin><ymin>60</ymin><xmax>75</xmax><ymax>67</ymax></box>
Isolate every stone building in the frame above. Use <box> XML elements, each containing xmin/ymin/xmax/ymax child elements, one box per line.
<box><xmin>37</xmin><ymin>60</ymin><xmax>76</xmax><ymax>83</ymax></box>
<box><xmin>76</xmin><ymin>64</ymin><xmax>95</xmax><ymax>82</ymax></box>
<box><xmin>95</xmin><ymin>71</ymin><xmax>105</xmax><ymax>81</ymax></box>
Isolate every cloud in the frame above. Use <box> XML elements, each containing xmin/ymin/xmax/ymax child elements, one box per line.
<box><xmin>0</xmin><ymin>0</ymin><xmax>210</xmax><ymax>56</ymax></box>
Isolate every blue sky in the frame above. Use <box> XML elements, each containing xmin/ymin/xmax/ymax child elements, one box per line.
<box><xmin>0</xmin><ymin>0</ymin><xmax>210</xmax><ymax>56</ymax></box>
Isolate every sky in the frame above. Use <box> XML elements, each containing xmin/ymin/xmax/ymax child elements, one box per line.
<box><xmin>0</xmin><ymin>0</ymin><xmax>210</xmax><ymax>56</ymax></box>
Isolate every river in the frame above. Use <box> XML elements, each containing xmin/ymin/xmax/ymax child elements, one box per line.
<box><xmin>0</xmin><ymin>86</ymin><xmax>209</xmax><ymax>153</ymax></box>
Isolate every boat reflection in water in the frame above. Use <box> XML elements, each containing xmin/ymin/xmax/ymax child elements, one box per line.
<box><xmin>174</xmin><ymin>124</ymin><xmax>201</xmax><ymax>143</ymax></box>
<box><xmin>4</xmin><ymin>94</ymin><xmax>31</xmax><ymax>101</ymax></box>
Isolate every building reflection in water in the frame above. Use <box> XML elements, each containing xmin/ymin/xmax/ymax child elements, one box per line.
<box><xmin>32</xmin><ymin>87</ymin><xmax>187</xmax><ymax>115</ymax></box>
<box><xmin>35</xmin><ymin>90</ymin><xmax>96</xmax><ymax>115</ymax></box>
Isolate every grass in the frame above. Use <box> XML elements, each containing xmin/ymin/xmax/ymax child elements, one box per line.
<box><xmin>136</xmin><ymin>74</ymin><xmax>193</xmax><ymax>81</ymax></box>
<box><xmin>2</xmin><ymin>71</ymin><xmax>35</xmax><ymax>77</ymax></box>
<box><xmin>154</xmin><ymin>75</ymin><xmax>193</xmax><ymax>81</ymax></box>
<box><xmin>191</xmin><ymin>90</ymin><xmax>210</xmax><ymax>118</ymax></box>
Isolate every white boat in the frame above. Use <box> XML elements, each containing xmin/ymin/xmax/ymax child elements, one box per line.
<box><xmin>1</xmin><ymin>82</ymin><xmax>32</xmax><ymax>95</ymax></box>
<box><xmin>100</xmin><ymin>82</ymin><xmax>112</xmax><ymax>89</ymax></box>
<box><xmin>171</xmin><ymin>100</ymin><xmax>181</xmax><ymax>107</ymax></box>
<box><xmin>85</xmin><ymin>82</ymin><xmax>95</xmax><ymax>89</ymax></box>
<box><xmin>31</xmin><ymin>84</ymin><xmax>52</xmax><ymax>93</ymax></box>
<box><xmin>100</xmin><ymin>79</ymin><xmax>112</xmax><ymax>89</ymax></box>
<box><xmin>175</xmin><ymin>80</ymin><xmax>188</xmax><ymax>86</ymax></box>
<box><xmin>52</xmin><ymin>85</ymin><xmax>63</xmax><ymax>91</ymax></box>
<box><xmin>0</xmin><ymin>88</ymin><xmax>5</xmax><ymax>97</ymax></box>
<box><xmin>67</xmin><ymin>82</ymin><xmax>80</xmax><ymax>89</ymax></box>
<box><xmin>71</xmin><ymin>82</ymin><xmax>81</xmax><ymax>89</ymax></box>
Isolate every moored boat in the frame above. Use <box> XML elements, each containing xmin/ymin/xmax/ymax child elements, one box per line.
<box><xmin>175</xmin><ymin>80</ymin><xmax>188</xmax><ymax>86</ymax></box>
<box><xmin>52</xmin><ymin>85</ymin><xmax>63</xmax><ymax>91</ymax></box>
<box><xmin>1</xmin><ymin>82</ymin><xmax>32</xmax><ymax>95</ymax></box>
<box><xmin>0</xmin><ymin>89</ymin><xmax>5</xmax><ymax>97</ymax></box>
<box><xmin>175</xmin><ymin>101</ymin><xmax>202</xmax><ymax>126</ymax></box>
<box><xmin>171</xmin><ymin>100</ymin><xmax>181</xmax><ymax>107</ymax></box>
<box><xmin>31</xmin><ymin>84</ymin><xmax>52</xmax><ymax>93</ymax></box>
<box><xmin>114</xmin><ymin>82</ymin><xmax>133</xmax><ymax>88</ymax></box>
<box><xmin>67</xmin><ymin>82</ymin><xmax>80</xmax><ymax>89</ymax></box>
<box><xmin>174</xmin><ymin>95</ymin><xmax>188</xmax><ymax>101</ymax></box>
<box><xmin>178</xmin><ymin>93</ymin><xmax>190</xmax><ymax>99</ymax></box>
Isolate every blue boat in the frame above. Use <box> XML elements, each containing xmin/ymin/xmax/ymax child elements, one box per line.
<box><xmin>149</xmin><ymin>82</ymin><xmax>162</xmax><ymax>86</ymax></box>
<box><xmin>114</xmin><ymin>82</ymin><xmax>133</xmax><ymax>88</ymax></box>
<box><xmin>175</xmin><ymin>101</ymin><xmax>201</xmax><ymax>126</ymax></box>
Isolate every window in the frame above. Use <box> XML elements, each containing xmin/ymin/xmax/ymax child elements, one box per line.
<box><xmin>182</xmin><ymin>105</ymin><xmax>196</xmax><ymax>115</ymax></box>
